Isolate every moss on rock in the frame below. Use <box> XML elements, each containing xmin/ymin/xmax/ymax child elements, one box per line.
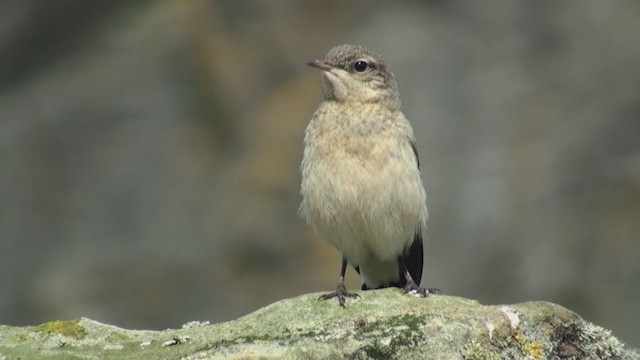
<box><xmin>0</xmin><ymin>290</ymin><xmax>637</xmax><ymax>359</ymax></box>
<box><xmin>32</xmin><ymin>319</ymin><xmax>87</xmax><ymax>340</ymax></box>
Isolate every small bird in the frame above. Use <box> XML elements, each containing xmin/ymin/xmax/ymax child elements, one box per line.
<box><xmin>300</xmin><ymin>44</ymin><xmax>434</xmax><ymax>306</ymax></box>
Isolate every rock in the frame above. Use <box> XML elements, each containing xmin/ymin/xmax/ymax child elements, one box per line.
<box><xmin>0</xmin><ymin>290</ymin><xmax>637</xmax><ymax>359</ymax></box>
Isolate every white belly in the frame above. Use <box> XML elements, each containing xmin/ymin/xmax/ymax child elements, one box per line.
<box><xmin>301</xmin><ymin>150</ymin><xmax>427</xmax><ymax>269</ymax></box>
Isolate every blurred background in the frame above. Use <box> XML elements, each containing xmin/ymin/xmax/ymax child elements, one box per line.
<box><xmin>1</xmin><ymin>0</ymin><xmax>639</xmax><ymax>347</ymax></box>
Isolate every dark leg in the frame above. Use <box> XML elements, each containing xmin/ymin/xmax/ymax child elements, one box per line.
<box><xmin>397</xmin><ymin>255</ymin><xmax>440</xmax><ymax>297</ymax></box>
<box><xmin>319</xmin><ymin>256</ymin><xmax>360</xmax><ymax>307</ymax></box>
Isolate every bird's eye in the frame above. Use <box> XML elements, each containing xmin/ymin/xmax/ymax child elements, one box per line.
<box><xmin>353</xmin><ymin>60</ymin><xmax>368</xmax><ymax>72</ymax></box>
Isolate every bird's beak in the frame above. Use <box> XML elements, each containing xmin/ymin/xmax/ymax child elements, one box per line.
<box><xmin>307</xmin><ymin>60</ymin><xmax>333</xmax><ymax>71</ymax></box>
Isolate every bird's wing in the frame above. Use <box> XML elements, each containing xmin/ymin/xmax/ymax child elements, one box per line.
<box><xmin>410</xmin><ymin>140</ymin><xmax>420</xmax><ymax>169</ymax></box>
<box><xmin>402</xmin><ymin>232</ymin><xmax>424</xmax><ymax>286</ymax></box>
<box><xmin>405</xmin><ymin>139</ymin><xmax>424</xmax><ymax>285</ymax></box>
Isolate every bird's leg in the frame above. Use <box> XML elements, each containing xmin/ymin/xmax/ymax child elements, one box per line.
<box><xmin>397</xmin><ymin>255</ymin><xmax>440</xmax><ymax>297</ymax></box>
<box><xmin>319</xmin><ymin>256</ymin><xmax>360</xmax><ymax>307</ymax></box>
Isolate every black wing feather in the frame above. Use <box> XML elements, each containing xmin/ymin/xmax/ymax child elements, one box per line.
<box><xmin>410</xmin><ymin>140</ymin><xmax>420</xmax><ymax>169</ymax></box>
<box><xmin>407</xmin><ymin>140</ymin><xmax>424</xmax><ymax>286</ymax></box>
<box><xmin>398</xmin><ymin>232</ymin><xmax>424</xmax><ymax>287</ymax></box>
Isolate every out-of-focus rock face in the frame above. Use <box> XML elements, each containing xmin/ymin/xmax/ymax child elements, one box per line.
<box><xmin>0</xmin><ymin>0</ymin><xmax>639</xmax><ymax>348</ymax></box>
<box><xmin>1</xmin><ymin>292</ymin><xmax>638</xmax><ymax>360</ymax></box>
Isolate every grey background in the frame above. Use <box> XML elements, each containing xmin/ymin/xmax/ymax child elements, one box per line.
<box><xmin>1</xmin><ymin>0</ymin><xmax>639</xmax><ymax>347</ymax></box>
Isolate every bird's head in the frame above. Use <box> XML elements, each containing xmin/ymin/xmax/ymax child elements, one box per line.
<box><xmin>307</xmin><ymin>44</ymin><xmax>400</xmax><ymax>109</ymax></box>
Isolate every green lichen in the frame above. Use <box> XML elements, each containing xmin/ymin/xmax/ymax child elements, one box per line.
<box><xmin>32</xmin><ymin>319</ymin><xmax>87</xmax><ymax>340</ymax></box>
<box><xmin>204</xmin><ymin>326</ymin><xmax>327</xmax><ymax>352</ymax></box>
<box><xmin>513</xmin><ymin>330</ymin><xmax>544</xmax><ymax>360</ymax></box>
<box><xmin>106</xmin><ymin>331</ymin><xmax>131</xmax><ymax>343</ymax></box>
<box><xmin>357</xmin><ymin>313</ymin><xmax>427</xmax><ymax>359</ymax></box>
<box><xmin>466</xmin><ymin>314</ymin><xmax>547</xmax><ymax>360</ymax></box>
<box><xmin>11</xmin><ymin>332</ymin><xmax>29</xmax><ymax>343</ymax></box>
<box><xmin>489</xmin><ymin>327</ymin><xmax>547</xmax><ymax>359</ymax></box>
<box><xmin>460</xmin><ymin>339</ymin><xmax>500</xmax><ymax>360</ymax></box>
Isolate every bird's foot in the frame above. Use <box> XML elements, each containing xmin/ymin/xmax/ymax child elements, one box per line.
<box><xmin>403</xmin><ymin>280</ymin><xmax>440</xmax><ymax>297</ymax></box>
<box><xmin>319</xmin><ymin>281</ymin><xmax>360</xmax><ymax>307</ymax></box>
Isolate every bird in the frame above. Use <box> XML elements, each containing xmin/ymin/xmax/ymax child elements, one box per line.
<box><xmin>299</xmin><ymin>44</ymin><xmax>435</xmax><ymax>307</ymax></box>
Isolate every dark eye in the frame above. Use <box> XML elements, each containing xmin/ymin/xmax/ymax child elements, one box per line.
<box><xmin>353</xmin><ymin>60</ymin><xmax>368</xmax><ymax>72</ymax></box>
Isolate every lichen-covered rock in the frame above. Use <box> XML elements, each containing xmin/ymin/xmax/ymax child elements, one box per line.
<box><xmin>0</xmin><ymin>290</ymin><xmax>637</xmax><ymax>359</ymax></box>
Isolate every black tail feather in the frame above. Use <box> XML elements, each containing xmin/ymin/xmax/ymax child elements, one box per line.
<box><xmin>356</xmin><ymin>232</ymin><xmax>424</xmax><ymax>290</ymax></box>
<box><xmin>398</xmin><ymin>232</ymin><xmax>424</xmax><ymax>287</ymax></box>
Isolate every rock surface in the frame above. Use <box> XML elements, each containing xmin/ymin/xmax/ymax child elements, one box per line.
<box><xmin>0</xmin><ymin>290</ymin><xmax>637</xmax><ymax>360</ymax></box>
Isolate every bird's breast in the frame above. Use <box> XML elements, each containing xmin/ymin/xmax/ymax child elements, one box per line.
<box><xmin>300</xmin><ymin>129</ymin><xmax>426</xmax><ymax>263</ymax></box>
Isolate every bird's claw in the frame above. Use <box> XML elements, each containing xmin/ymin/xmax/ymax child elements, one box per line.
<box><xmin>403</xmin><ymin>281</ymin><xmax>439</xmax><ymax>297</ymax></box>
<box><xmin>319</xmin><ymin>281</ymin><xmax>360</xmax><ymax>307</ymax></box>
